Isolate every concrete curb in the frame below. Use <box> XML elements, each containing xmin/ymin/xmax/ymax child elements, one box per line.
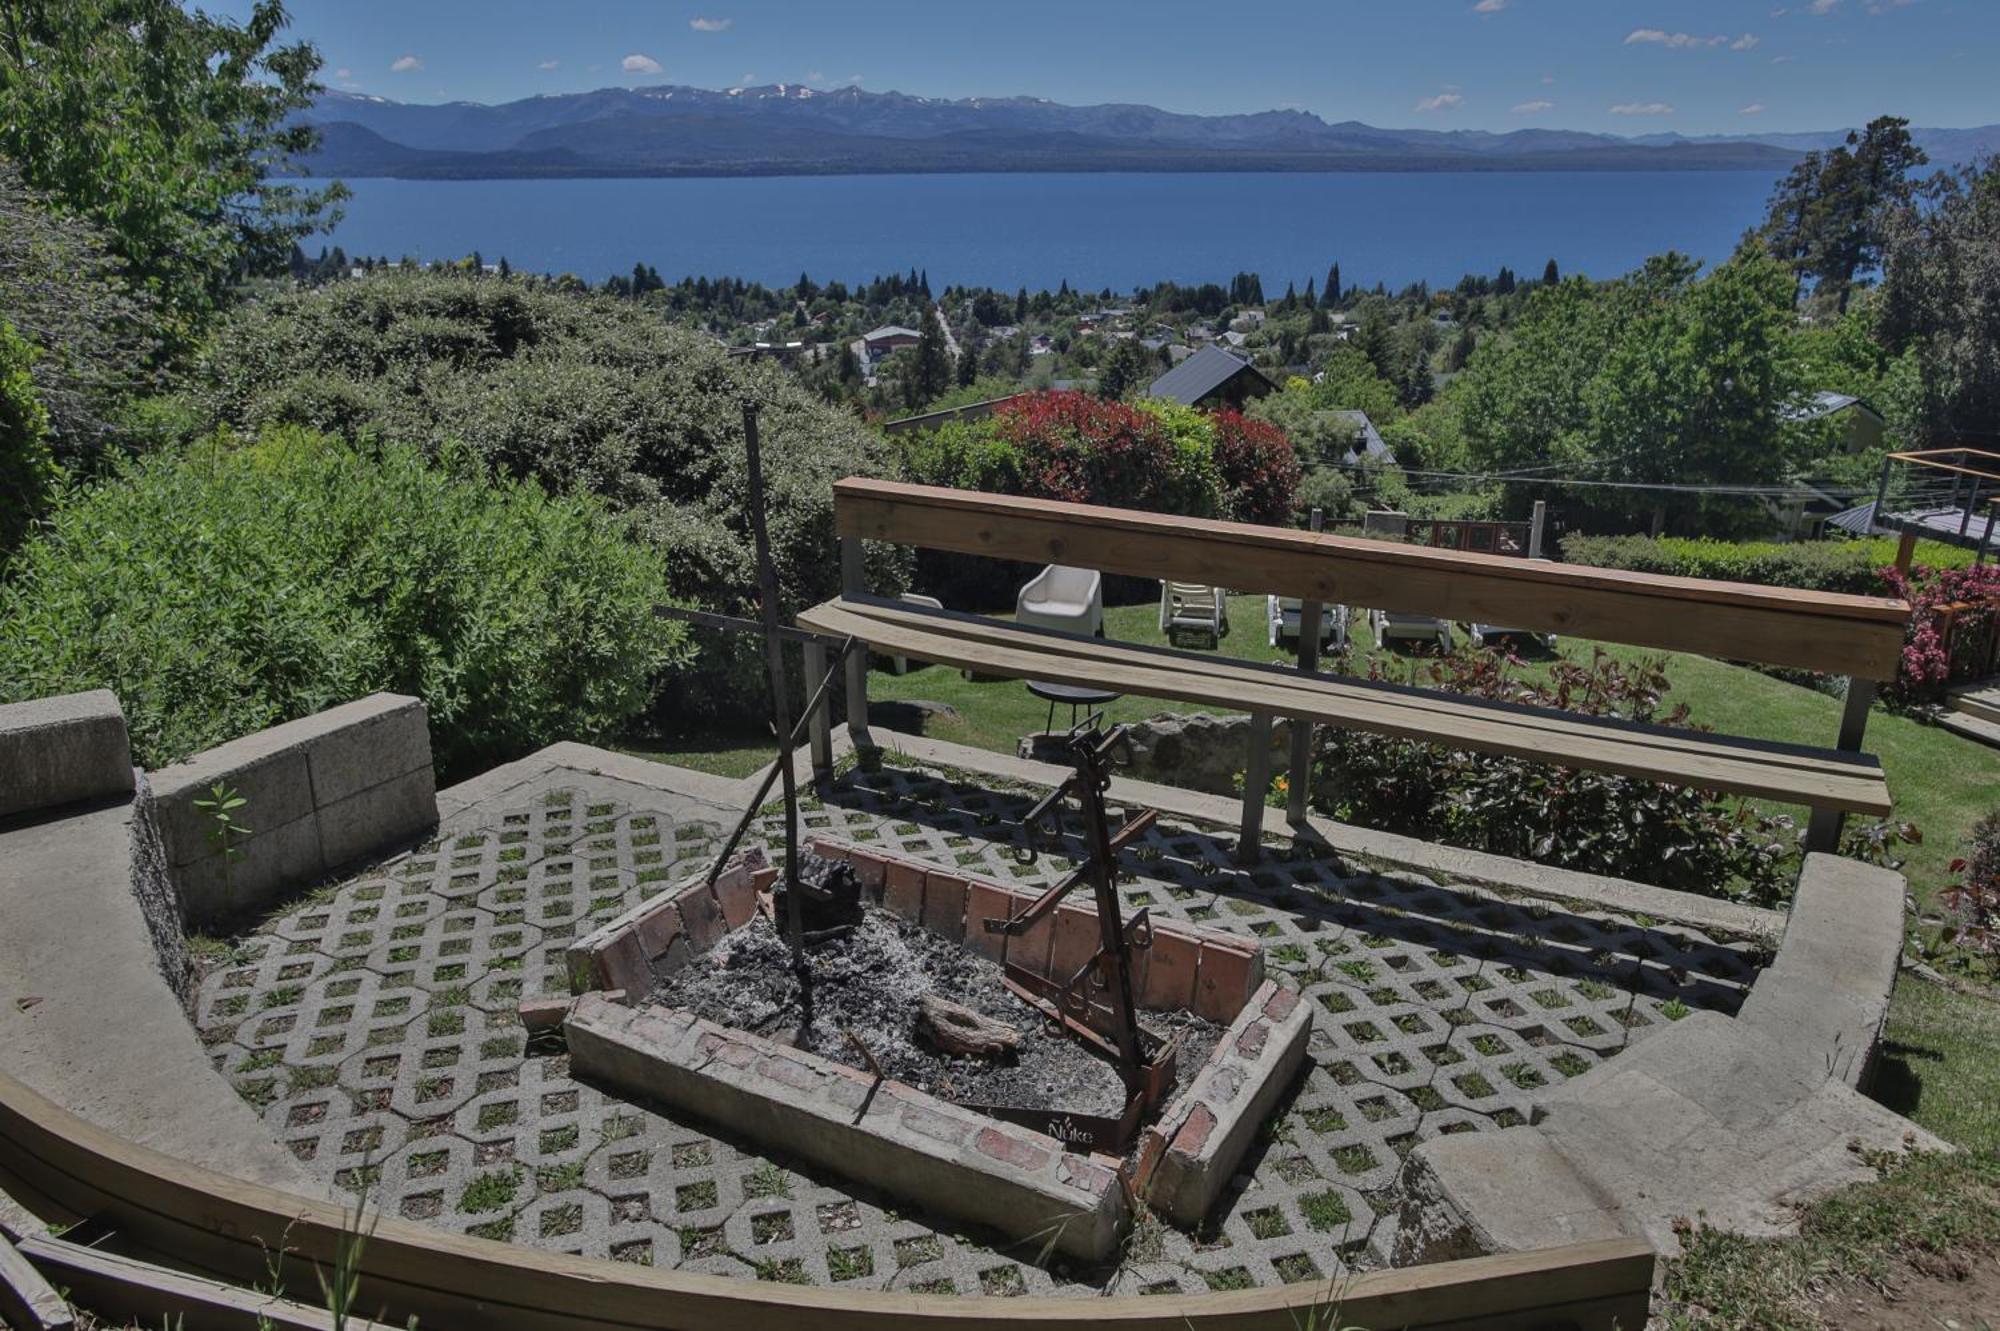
<box><xmin>0</xmin><ymin>690</ymin><xmax>133</xmax><ymax>820</ymax></box>
<box><xmin>151</xmin><ymin>694</ymin><xmax>437</xmax><ymax>923</ymax></box>
<box><xmin>1395</xmin><ymin>852</ymin><xmax>1929</xmax><ymax>1263</ymax></box>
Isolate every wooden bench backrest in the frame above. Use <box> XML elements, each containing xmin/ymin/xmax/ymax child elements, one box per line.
<box><xmin>833</xmin><ymin>478</ymin><xmax>1911</xmax><ymax>680</ymax></box>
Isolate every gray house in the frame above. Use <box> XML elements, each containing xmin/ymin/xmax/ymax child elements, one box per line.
<box><xmin>1146</xmin><ymin>345</ymin><xmax>1276</xmax><ymax>411</ymax></box>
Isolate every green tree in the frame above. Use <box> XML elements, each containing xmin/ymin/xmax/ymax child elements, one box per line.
<box><xmin>904</xmin><ymin>305</ymin><xmax>954</xmax><ymax>409</ymax></box>
<box><xmin>0</xmin><ymin>164</ymin><xmax>158</xmax><ymax>471</ymax></box>
<box><xmin>0</xmin><ymin>321</ymin><xmax>57</xmax><ymax>559</ymax></box>
<box><xmin>1097</xmin><ymin>338</ymin><xmax>1157</xmax><ymax>400</ymax></box>
<box><xmin>1879</xmin><ymin>158</ymin><xmax>2000</xmax><ymax>444</ymax></box>
<box><xmin>1542</xmin><ymin>258</ymin><xmax>1559</xmax><ymax>286</ymax></box>
<box><xmin>1584</xmin><ymin>248</ymin><xmax>1803</xmax><ymax>520</ymax></box>
<box><xmin>1762</xmin><ymin>115</ymin><xmax>1927</xmax><ymax>314</ymax></box>
<box><xmin>1309</xmin><ymin>341</ymin><xmax>1402</xmax><ymax>422</ymax></box>
<box><xmin>0</xmin><ymin>0</ymin><xmax>347</xmax><ymax>351</ymax></box>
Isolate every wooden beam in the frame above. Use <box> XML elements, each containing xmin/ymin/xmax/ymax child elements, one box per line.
<box><xmin>0</xmin><ymin>1230</ymin><xmax>72</xmax><ymax>1331</ymax></box>
<box><xmin>0</xmin><ymin>1071</ymin><xmax>1653</xmax><ymax>1331</ymax></box>
<box><xmin>17</xmin><ymin>1234</ymin><xmax>368</xmax><ymax>1331</ymax></box>
<box><xmin>799</xmin><ymin>600</ymin><xmax>1893</xmax><ymax>815</ymax></box>
<box><xmin>831</xmin><ymin>479</ymin><xmax>1910</xmax><ymax>679</ymax></box>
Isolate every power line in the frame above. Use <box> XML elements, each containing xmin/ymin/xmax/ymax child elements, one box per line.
<box><xmin>1319</xmin><ymin>456</ymin><xmax>1868</xmax><ymax>499</ymax></box>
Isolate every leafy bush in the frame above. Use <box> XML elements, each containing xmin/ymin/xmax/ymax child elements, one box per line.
<box><xmin>1936</xmin><ymin>810</ymin><xmax>2000</xmax><ymax>980</ymax></box>
<box><xmin>1310</xmin><ymin>647</ymin><xmax>1909</xmax><ymax>905</ymax></box>
<box><xmin>0</xmin><ymin>321</ymin><xmax>57</xmax><ymax>561</ymax></box>
<box><xmin>195</xmin><ymin>272</ymin><xmax>906</xmax><ymax>723</ymax></box>
<box><xmin>1879</xmin><ymin>561</ymin><xmax>2000</xmax><ymax>706</ymax></box>
<box><xmin>896</xmin><ymin>390</ymin><xmax>1300</xmax><ymax>605</ymax></box>
<box><xmin>0</xmin><ymin>429</ymin><xmax>687</xmax><ymax>779</ymax></box>
<box><xmin>1562</xmin><ymin>531</ymin><xmax>1975</xmax><ymax>595</ymax></box>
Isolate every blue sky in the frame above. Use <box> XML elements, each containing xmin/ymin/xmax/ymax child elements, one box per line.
<box><xmin>207</xmin><ymin>0</ymin><xmax>1993</xmax><ymax>135</ymax></box>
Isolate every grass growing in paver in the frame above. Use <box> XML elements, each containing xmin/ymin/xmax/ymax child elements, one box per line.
<box><xmin>827</xmin><ymin>1245</ymin><xmax>874</xmax><ymax>1281</ymax></box>
<box><xmin>1299</xmin><ymin>1189</ymin><xmax>1354</xmax><ymax>1232</ymax></box>
<box><xmin>744</xmin><ymin>1162</ymin><xmax>792</xmax><ymax>1199</ymax></box>
<box><xmin>458</xmin><ymin>1168</ymin><xmax>521</xmax><ymax>1214</ymax></box>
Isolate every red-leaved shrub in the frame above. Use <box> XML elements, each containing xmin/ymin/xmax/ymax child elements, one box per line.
<box><xmin>1210</xmin><ymin>408</ymin><xmax>1301</xmax><ymax>526</ymax></box>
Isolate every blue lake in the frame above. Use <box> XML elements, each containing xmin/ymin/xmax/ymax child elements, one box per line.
<box><xmin>302</xmin><ymin>170</ymin><xmax>1781</xmax><ymax>291</ymax></box>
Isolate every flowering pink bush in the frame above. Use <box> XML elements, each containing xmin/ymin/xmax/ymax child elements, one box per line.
<box><xmin>1879</xmin><ymin>561</ymin><xmax>2000</xmax><ymax>705</ymax></box>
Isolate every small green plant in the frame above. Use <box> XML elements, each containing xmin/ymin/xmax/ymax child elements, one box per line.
<box><xmin>194</xmin><ymin>781</ymin><xmax>251</xmax><ymax>894</ymax></box>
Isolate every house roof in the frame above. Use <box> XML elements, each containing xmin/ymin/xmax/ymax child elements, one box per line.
<box><xmin>1331</xmin><ymin>410</ymin><xmax>1392</xmax><ymax>461</ymax></box>
<box><xmin>862</xmin><ymin>325</ymin><xmax>921</xmax><ymax>342</ymax></box>
<box><xmin>1784</xmin><ymin>390</ymin><xmax>1885</xmax><ymax>424</ymax></box>
<box><xmin>1145</xmin><ymin>344</ymin><xmax>1274</xmax><ymax>406</ymax></box>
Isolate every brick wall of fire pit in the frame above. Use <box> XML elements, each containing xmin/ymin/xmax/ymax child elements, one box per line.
<box><xmin>550</xmin><ymin>839</ymin><xmax>1310</xmax><ymax>1261</ymax></box>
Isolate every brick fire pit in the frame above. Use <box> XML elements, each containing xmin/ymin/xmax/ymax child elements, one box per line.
<box><xmin>550</xmin><ymin>839</ymin><xmax>1311</xmax><ymax>1261</ymax></box>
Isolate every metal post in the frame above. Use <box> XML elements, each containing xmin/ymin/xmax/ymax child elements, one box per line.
<box><xmin>1804</xmin><ymin>676</ymin><xmax>1878</xmax><ymax>855</ymax></box>
<box><xmin>742</xmin><ymin>403</ymin><xmax>808</xmax><ymax>1000</ymax></box>
<box><xmin>802</xmin><ymin>641</ymin><xmax>833</xmax><ymax>777</ymax></box>
<box><xmin>1286</xmin><ymin>507</ymin><xmax>1325</xmax><ymax>828</ymax></box>
<box><xmin>839</xmin><ymin>536</ymin><xmax>872</xmax><ymax>747</ymax></box>
<box><xmin>1960</xmin><ymin>480</ymin><xmax>1981</xmax><ymax>540</ymax></box>
<box><xmin>1238</xmin><ymin>711</ymin><xmax>1273</xmax><ymax>864</ymax></box>
<box><xmin>1871</xmin><ymin>454</ymin><xmax>1892</xmax><ymax>531</ymax></box>
<box><xmin>1528</xmin><ymin>499</ymin><xmax>1548</xmax><ymax>560</ymax></box>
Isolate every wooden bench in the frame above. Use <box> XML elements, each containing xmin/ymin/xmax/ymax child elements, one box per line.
<box><xmin>799</xmin><ymin>478</ymin><xmax>1910</xmax><ymax>859</ymax></box>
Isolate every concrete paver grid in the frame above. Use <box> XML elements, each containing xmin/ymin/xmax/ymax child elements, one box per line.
<box><xmin>193</xmin><ymin>762</ymin><xmax>1763</xmax><ymax>1296</ymax></box>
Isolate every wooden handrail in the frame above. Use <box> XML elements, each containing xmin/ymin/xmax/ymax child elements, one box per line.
<box><xmin>0</xmin><ymin>1071</ymin><xmax>1653</xmax><ymax>1330</ymax></box>
<box><xmin>833</xmin><ymin>478</ymin><xmax>1911</xmax><ymax>679</ymax></box>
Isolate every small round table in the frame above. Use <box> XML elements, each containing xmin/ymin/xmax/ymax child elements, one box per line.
<box><xmin>1027</xmin><ymin>680</ymin><xmax>1123</xmax><ymax>734</ymax></box>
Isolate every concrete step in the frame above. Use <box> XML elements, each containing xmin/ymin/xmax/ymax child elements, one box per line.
<box><xmin>1938</xmin><ymin>708</ymin><xmax>2000</xmax><ymax>751</ymax></box>
<box><xmin>1948</xmin><ymin>685</ymin><xmax>2000</xmax><ymax>726</ymax></box>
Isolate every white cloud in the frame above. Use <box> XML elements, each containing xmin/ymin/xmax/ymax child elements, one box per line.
<box><xmin>537</xmin><ymin>59</ymin><xmax>560</xmax><ymax>71</ymax></box>
<box><xmin>1771</xmin><ymin>53</ymin><xmax>1797</xmax><ymax>62</ymax></box>
<box><xmin>1740</xmin><ymin>102</ymin><xmax>1768</xmax><ymax>114</ymax></box>
<box><xmin>690</xmin><ymin>17</ymin><xmax>732</xmax><ymax>32</ymax></box>
<box><xmin>1472</xmin><ymin>0</ymin><xmax>1507</xmax><ymax>12</ymax></box>
<box><xmin>1807</xmin><ymin>0</ymin><xmax>1839</xmax><ymax>13</ymax></box>
<box><xmin>1867</xmin><ymin>0</ymin><xmax>1916</xmax><ymax>11</ymax></box>
<box><xmin>390</xmin><ymin>54</ymin><xmax>422</xmax><ymax>73</ymax></box>
<box><xmin>622</xmin><ymin>53</ymin><xmax>663</xmax><ymax>75</ymax></box>
<box><xmin>1512</xmin><ymin>99</ymin><xmax>1555</xmax><ymax>113</ymax></box>
<box><xmin>1731</xmin><ymin>33</ymin><xmax>1762</xmax><ymax>49</ymax></box>
<box><xmin>805</xmin><ymin>70</ymin><xmax>826</xmax><ymax>83</ymax></box>
<box><xmin>1609</xmin><ymin>101</ymin><xmax>1676</xmax><ymax>115</ymax></box>
<box><xmin>1415</xmin><ymin>91</ymin><xmax>1465</xmax><ymax>112</ymax></box>
<box><xmin>334</xmin><ymin>67</ymin><xmax>352</xmax><ymax>79</ymax></box>
<box><xmin>1541</xmin><ymin>73</ymin><xmax>1557</xmax><ymax>84</ymax></box>
<box><xmin>1625</xmin><ymin>28</ymin><xmax>1728</xmax><ymax>48</ymax></box>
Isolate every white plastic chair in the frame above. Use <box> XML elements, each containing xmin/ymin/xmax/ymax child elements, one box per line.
<box><xmin>1160</xmin><ymin>581</ymin><xmax>1227</xmax><ymax>647</ymax></box>
<box><xmin>1267</xmin><ymin>595</ymin><xmax>1348</xmax><ymax>651</ymax></box>
<box><xmin>1369</xmin><ymin>608</ymin><xmax>1454</xmax><ymax>651</ymax></box>
<box><xmin>1016</xmin><ymin>565</ymin><xmax>1103</xmax><ymax>637</ymax></box>
<box><xmin>890</xmin><ymin>593</ymin><xmax>944</xmax><ymax>674</ymax></box>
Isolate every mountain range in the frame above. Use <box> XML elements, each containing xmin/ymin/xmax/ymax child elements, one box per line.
<box><xmin>296</xmin><ymin>85</ymin><xmax>2000</xmax><ymax>179</ymax></box>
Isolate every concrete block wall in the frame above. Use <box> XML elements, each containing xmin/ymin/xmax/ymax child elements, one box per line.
<box><xmin>0</xmin><ymin>690</ymin><xmax>133</xmax><ymax>819</ymax></box>
<box><xmin>566</xmin><ymin>993</ymin><xmax>1129</xmax><ymax>1262</ymax></box>
<box><xmin>150</xmin><ymin>694</ymin><xmax>437</xmax><ymax>923</ymax></box>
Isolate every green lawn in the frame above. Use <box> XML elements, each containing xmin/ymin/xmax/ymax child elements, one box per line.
<box><xmin>866</xmin><ymin>593</ymin><xmax>1998</xmax><ymax>909</ymax></box>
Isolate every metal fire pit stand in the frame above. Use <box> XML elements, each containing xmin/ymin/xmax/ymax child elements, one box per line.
<box><xmin>962</xmin><ymin>720</ymin><xmax>1178</xmax><ymax>1154</ymax></box>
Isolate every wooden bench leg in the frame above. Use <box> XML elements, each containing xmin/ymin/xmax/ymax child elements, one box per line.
<box><xmin>1287</xmin><ymin>596</ymin><xmax>1324</xmax><ymax>828</ymax></box>
<box><xmin>840</xmin><ymin>535</ymin><xmax>873</xmax><ymax>750</ymax></box>
<box><xmin>1805</xmin><ymin>676</ymin><xmax>1878</xmax><ymax>854</ymax></box>
<box><xmin>1239</xmin><ymin>711</ymin><xmax>1273</xmax><ymax>864</ymax></box>
<box><xmin>802</xmin><ymin>640</ymin><xmax>834</xmax><ymax>779</ymax></box>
